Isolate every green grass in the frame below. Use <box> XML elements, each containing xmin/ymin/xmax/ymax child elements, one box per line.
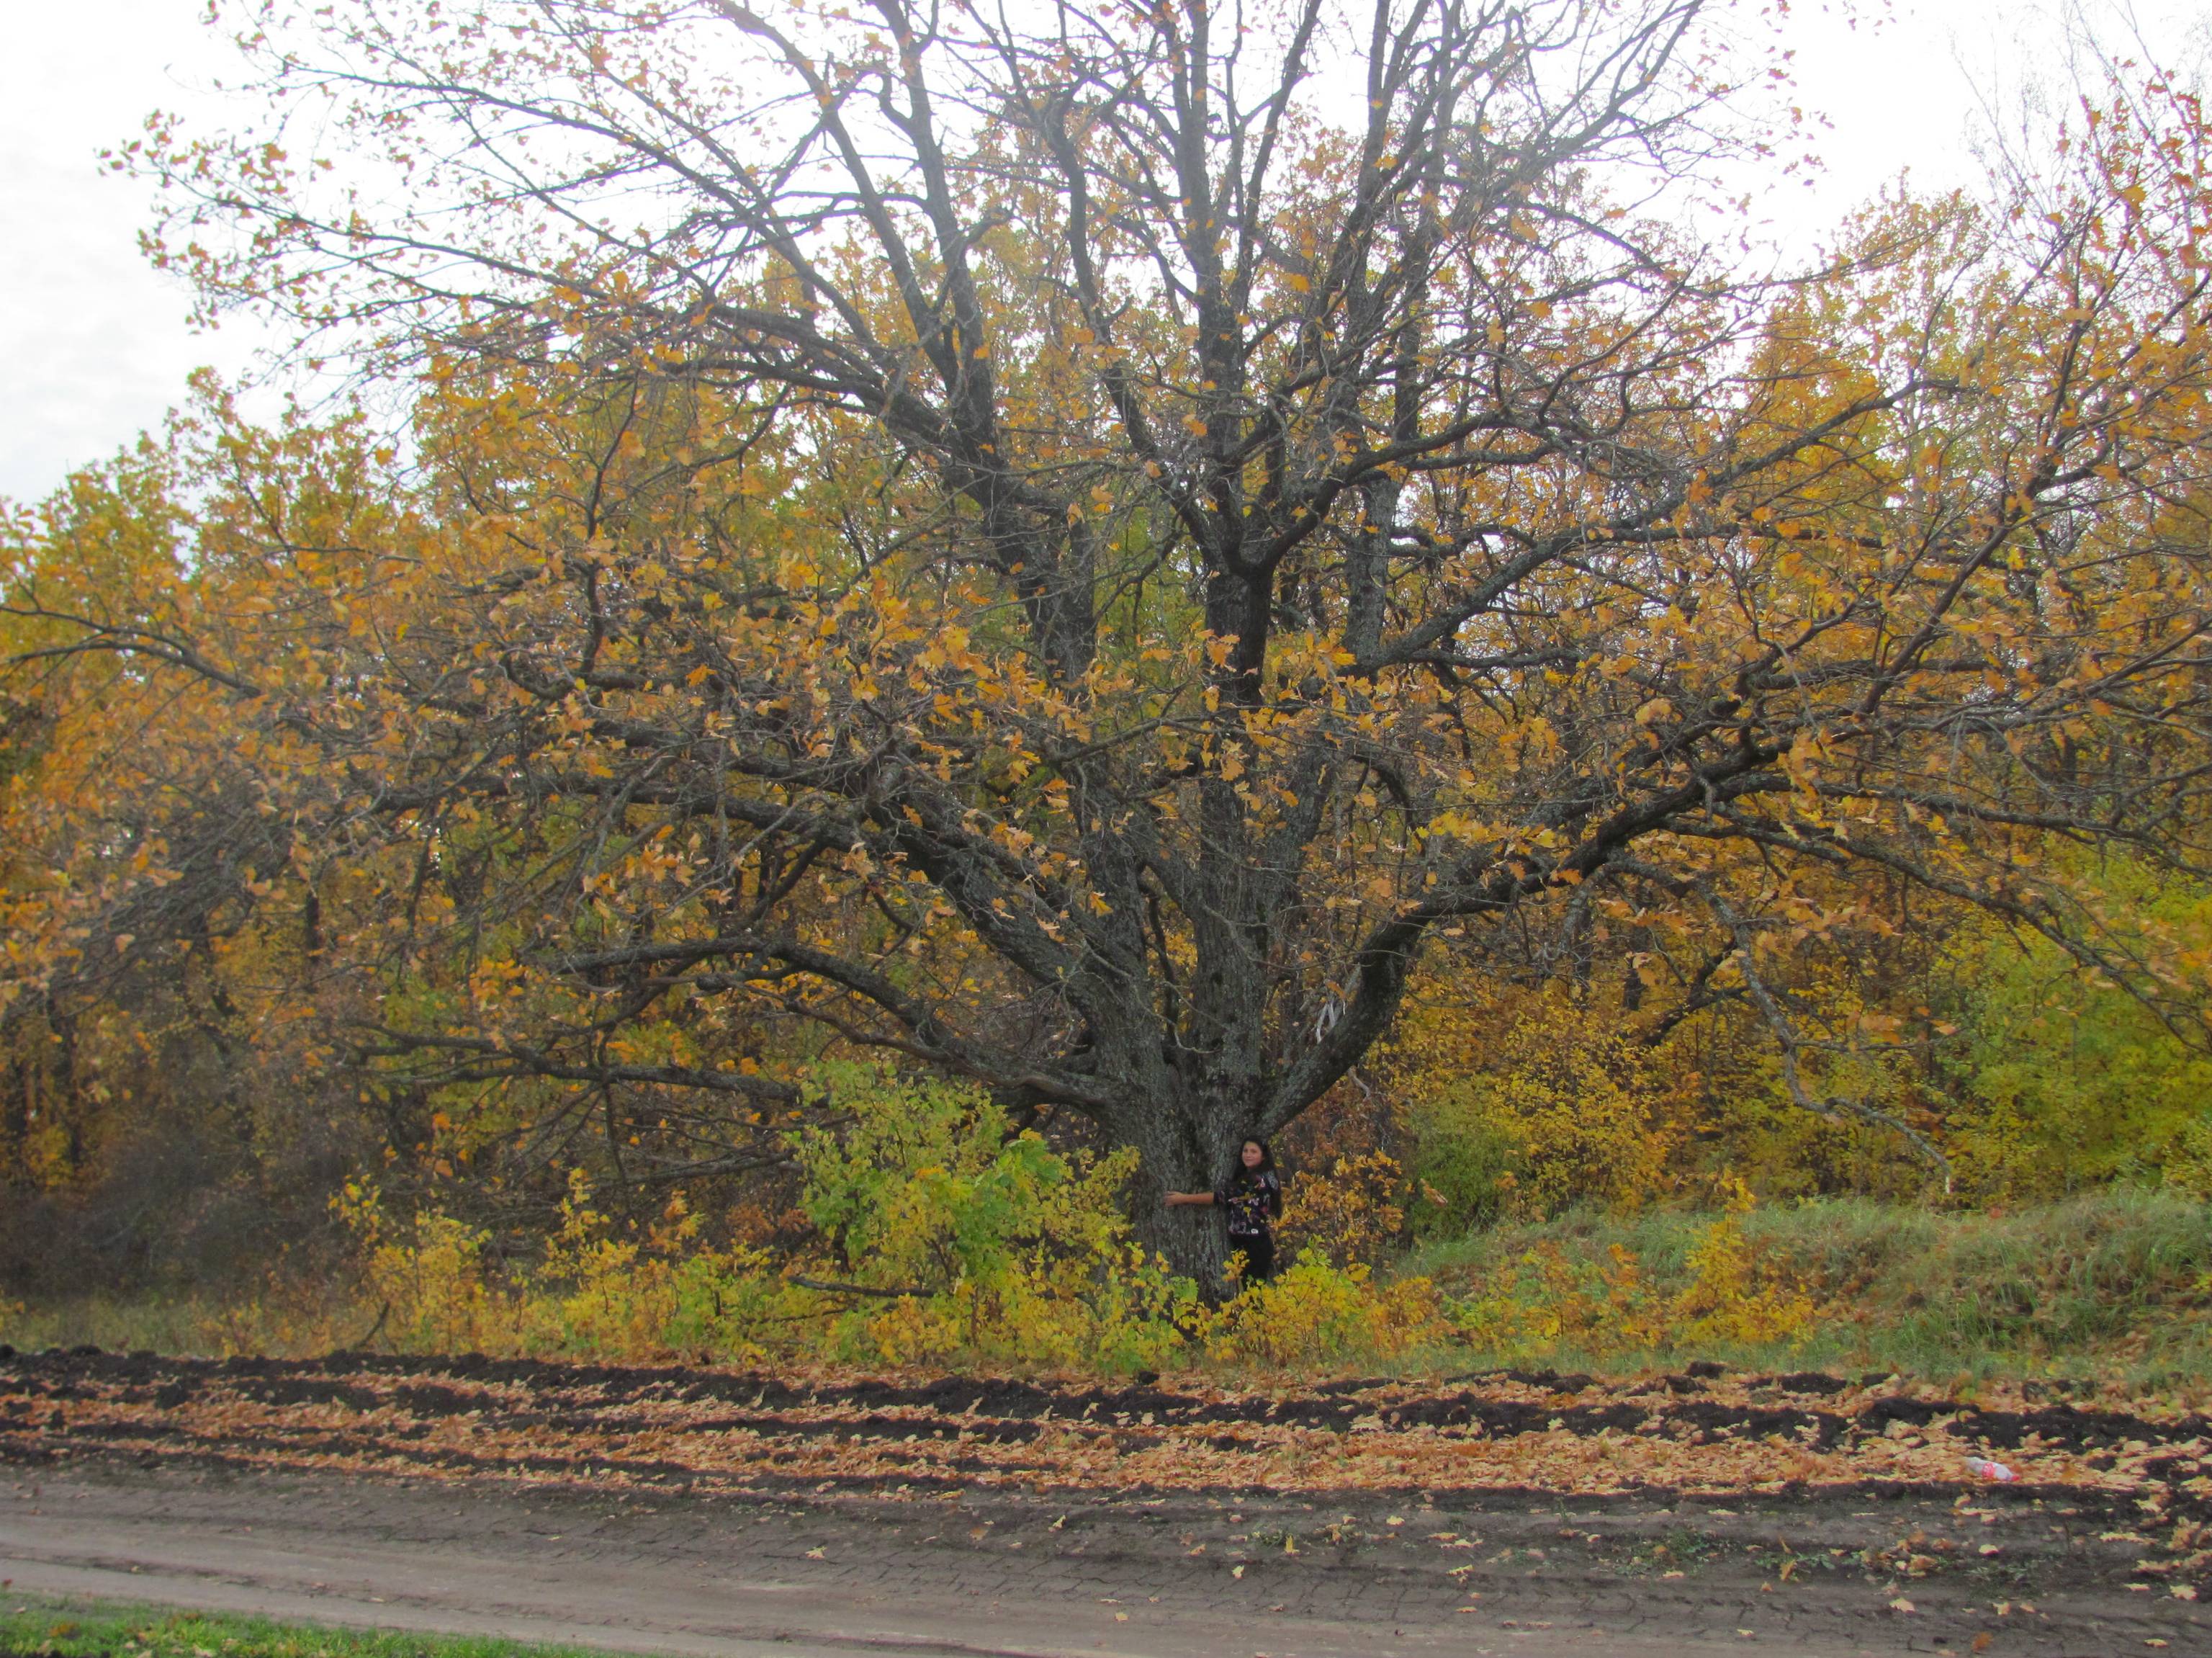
<box><xmin>0</xmin><ymin>1291</ymin><xmax>357</xmax><ymax>1360</ymax></box>
<box><xmin>1402</xmin><ymin>1186</ymin><xmax>2212</xmax><ymax>1388</ymax></box>
<box><xmin>0</xmin><ymin>1593</ymin><xmax>615</xmax><ymax>1658</ymax></box>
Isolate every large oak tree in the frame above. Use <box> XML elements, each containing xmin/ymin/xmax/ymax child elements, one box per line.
<box><xmin>12</xmin><ymin>0</ymin><xmax>2212</xmax><ymax>1278</ymax></box>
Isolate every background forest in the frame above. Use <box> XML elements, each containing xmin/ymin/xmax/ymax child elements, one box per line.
<box><xmin>6</xmin><ymin>0</ymin><xmax>2212</xmax><ymax>1382</ymax></box>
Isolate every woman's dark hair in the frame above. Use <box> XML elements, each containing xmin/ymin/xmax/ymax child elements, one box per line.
<box><xmin>1239</xmin><ymin>1138</ymin><xmax>1283</xmax><ymax>1220</ymax></box>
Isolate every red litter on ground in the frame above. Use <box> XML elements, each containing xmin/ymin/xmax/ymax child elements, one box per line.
<box><xmin>1966</xmin><ymin>1457</ymin><xmax>2018</xmax><ymax>1482</ymax></box>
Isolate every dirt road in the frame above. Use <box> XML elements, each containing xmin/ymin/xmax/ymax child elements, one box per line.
<box><xmin>4</xmin><ymin>1348</ymin><xmax>2209</xmax><ymax>1656</ymax></box>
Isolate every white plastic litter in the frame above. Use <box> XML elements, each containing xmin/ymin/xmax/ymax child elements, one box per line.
<box><xmin>1965</xmin><ymin>1456</ymin><xmax>2018</xmax><ymax>1482</ymax></box>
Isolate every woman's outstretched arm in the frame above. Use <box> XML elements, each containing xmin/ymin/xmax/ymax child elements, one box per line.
<box><xmin>1163</xmin><ymin>1191</ymin><xmax>1216</xmax><ymax>1207</ymax></box>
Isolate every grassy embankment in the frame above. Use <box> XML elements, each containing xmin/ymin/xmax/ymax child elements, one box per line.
<box><xmin>1411</xmin><ymin>1188</ymin><xmax>2212</xmax><ymax>1386</ymax></box>
<box><xmin>7</xmin><ymin>1191</ymin><xmax>2211</xmax><ymax>1389</ymax></box>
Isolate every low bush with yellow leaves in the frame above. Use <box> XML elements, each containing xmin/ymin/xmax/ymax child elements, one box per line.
<box><xmin>335</xmin><ymin>1170</ymin><xmax>809</xmax><ymax>1361</ymax></box>
<box><xmin>322</xmin><ymin>1067</ymin><xmax>1215</xmax><ymax>1373</ymax></box>
<box><xmin>301</xmin><ymin>1065</ymin><xmax>1476</xmax><ymax>1377</ymax></box>
<box><xmin>1447</xmin><ymin>1178</ymin><xmax>1820</xmax><ymax>1361</ymax></box>
<box><xmin>1198</xmin><ymin>1249</ymin><xmax>1445</xmax><ymax>1368</ymax></box>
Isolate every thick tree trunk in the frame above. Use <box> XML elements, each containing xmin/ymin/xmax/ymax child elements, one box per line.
<box><xmin>1116</xmin><ymin>1093</ymin><xmax>1251</xmax><ymax>1298</ymax></box>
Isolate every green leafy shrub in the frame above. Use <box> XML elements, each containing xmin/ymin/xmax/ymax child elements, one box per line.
<box><xmin>791</xmin><ymin>1065</ymin><xmax>1192</xmax><ymax>1370</ymax></box>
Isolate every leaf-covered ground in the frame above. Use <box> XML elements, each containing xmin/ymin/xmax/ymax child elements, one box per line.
<box><xmin>6</xmin><ymin>1347</ymin><xmax>2208</xmax><ymax>1510</ymax></box>
<box><xmin>6</xmin><ymin>1348</ymin><xmax>2212</xmax><ymax>1654</ymax></box>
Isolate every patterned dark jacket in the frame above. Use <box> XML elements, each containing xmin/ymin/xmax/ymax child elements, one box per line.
<box><xmin>1213</xmin><ymin>1170</ymin><xmax>1282</xmax><ymax>1240</ymax></box>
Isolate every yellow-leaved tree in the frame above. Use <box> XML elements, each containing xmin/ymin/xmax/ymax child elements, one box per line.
<box><xmin>6</xmin><ymin>0</ymin><xmax>2212</xmax><ymax>1287</ymax></box>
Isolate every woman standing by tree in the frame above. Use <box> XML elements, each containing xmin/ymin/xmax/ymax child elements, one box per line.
<box><xmin>1165</xmin><ymin>1141</ymin><xmax>1284</xmax><ymax>1283</ymax></box>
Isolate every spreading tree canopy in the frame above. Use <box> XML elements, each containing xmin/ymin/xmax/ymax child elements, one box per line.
<box><xmin>8</xmin><ymin>0</ymin><xmax>2212</xmax><ymax>1278</ymax></box>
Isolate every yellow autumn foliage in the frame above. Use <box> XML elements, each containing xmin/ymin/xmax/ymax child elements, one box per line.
<box><xmin>1278</xmin><ymin>1150</ymin><xmax>1410</xmax><ymax>1267</ymax></box>
<box><xmin>1385</xmin><ymin>974</ymin><xmax>1691</xmax><ymax>1221</ymax></box>
<box><xmin>1450</xmin><ymin>1180</ymin><xmax>1821</xmax><ymax>1360</ymax></box>
<box><xmin>335</xmin><ymin>1173</ymin><xmax>804</xmax><ymax>1361</ymax></box>
<box><xmin>1197</xmin><ymin>1251</ymin><xmax>1446</xmax><ymax>1369</ymax></box>
<box><xmin>313</xmin><ymin>1069</ymin><xmax>1478</xmax><ymax>1377</ymax></box>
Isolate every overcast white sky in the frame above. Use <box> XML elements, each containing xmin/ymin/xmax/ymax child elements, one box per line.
<box><xmin>0</xmin><ymin>0</ymin><xmax>2203</xmax><ymax>505</ymax></box>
